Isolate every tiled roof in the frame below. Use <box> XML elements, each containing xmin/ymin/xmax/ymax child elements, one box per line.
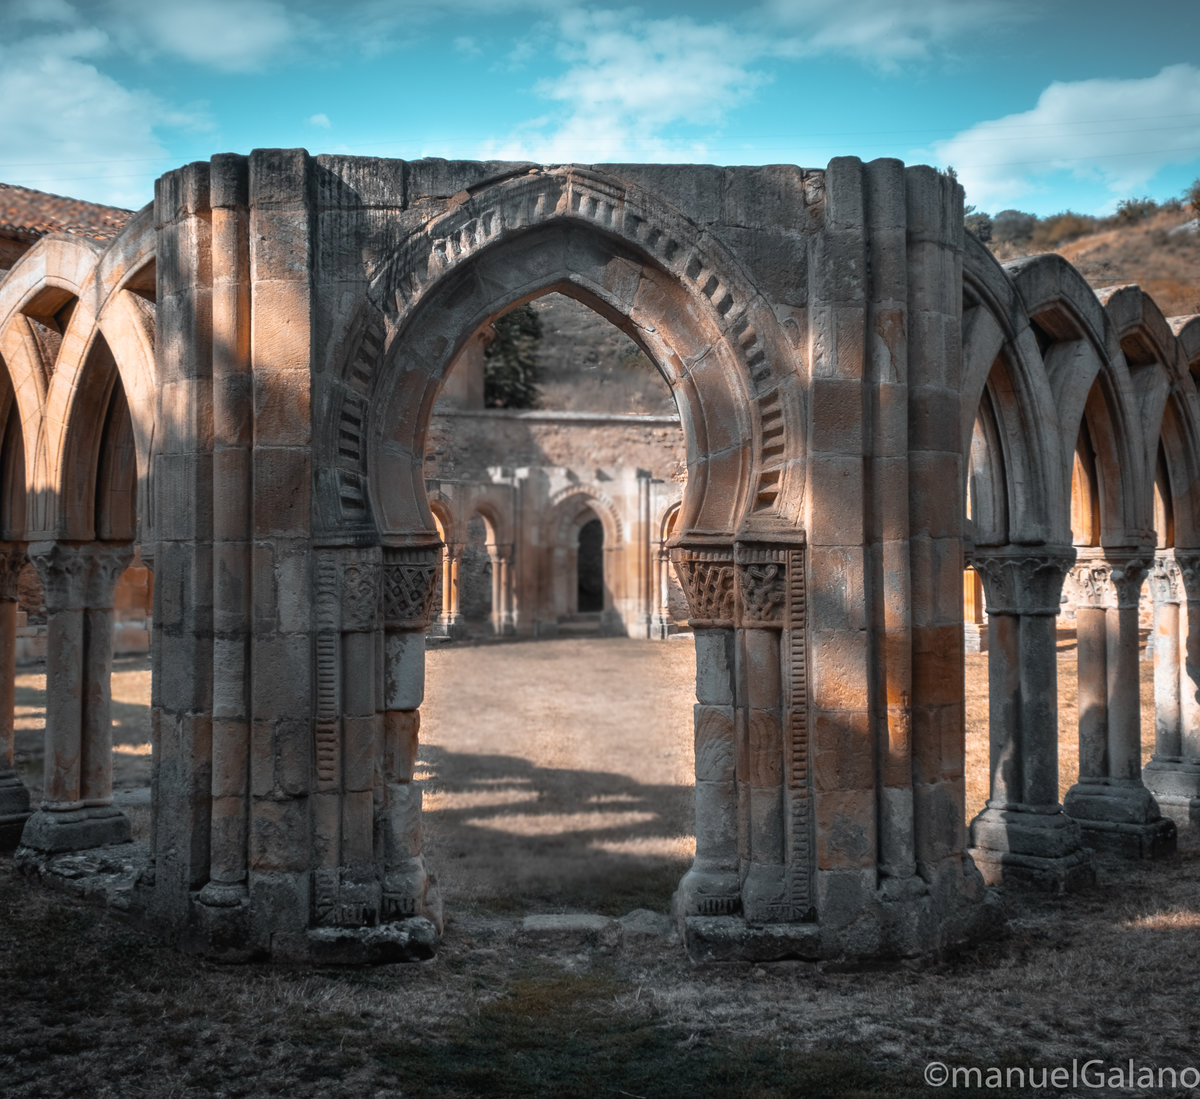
<box><xmin>0</xmin><ymin>182</ymin><xmax>133</xmax><ymax>244</ymax></box>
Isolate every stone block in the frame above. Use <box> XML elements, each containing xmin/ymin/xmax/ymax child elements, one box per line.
<box><xmin>385</xmin><ymin>710</ymin><xmax>420</xmax><ymax>781</ymax></box>
<box><xmin>809</xmin><ymin>629</ymin><xmax>869</xmax><ymax>713</ymax></box>
<box><xmin>808</xmin><ymin>378</ymin><xmax>864</xmax><ymax>456</ymax></box>
<box><xmin>693</xmin><ymin>706</ymin><xmax>734</xmax><ymax>783</ymax></box>
<box><xmin>252</xmin><ymin>634</ymin><xmax>311</xmax><ymax>720</ymax></box>
<box><xmin>815</xmin><ymin>789</ymin><xmax>875</xmax><ymax>869</ymax></box>
<box><xmin>812</xmin><ymin>709</ymin><xmax>874</xmax><ymax>790</ymax></box>
<box><xmin>807</xmin><ymin>456</ymin><xmax>865</xmax><ymax>545</ymax></box>
<box><xmin>384</xmin><ymin>631</ymin><xmax>426</xmax><ymax>710</ymax></box>
<box><xmin>253</xmin><ymin>368</ymin><xmax>311</xmax><ymax>447</ymax></box>
<box><xmin>746</xmin><ymin>711</ymin><xmax>783</xmax><ymax>787</ymax></box>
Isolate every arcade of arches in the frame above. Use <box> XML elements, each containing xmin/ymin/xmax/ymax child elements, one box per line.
<box><xmin>2</xmin><ymin>153</ymin><xmax>1200</xmax><ymax>964</ymax></box>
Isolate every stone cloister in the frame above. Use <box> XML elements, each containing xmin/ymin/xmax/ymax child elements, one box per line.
<box><xmin>1</xmin><ymin>152</ymin><xmax>1199</xmax><ymax>963</ymax></box>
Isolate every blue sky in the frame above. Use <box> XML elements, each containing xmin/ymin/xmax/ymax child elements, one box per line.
<box><xmin>2</xmin><ymin>0</ymin><xmax>1198</xmax><ymax>218</ymax></box>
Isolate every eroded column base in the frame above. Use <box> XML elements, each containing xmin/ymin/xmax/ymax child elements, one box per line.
<box><xmin>1064</xmin><ymin>781</ymin><xmax>1177</xmax><ymax>858</ymax></box>
<box><xmin>672</xmin><ymin>863</ymin><xmax>741</xmax><ymax>918</ymax></box>
<box><xmin>968</xmin><ymin>847</ymin><xmax>1096</xmax><ymax>892</ymax></box>
<box><xmin>19</xmin><ymin>805</ymin><xmax>131</xmax><ymax>853</ymax></box>
<box><xmin>681</xmin><ymin>860</ymin><xmax>1001</xmax><ymax>964</ymax></box>
<box><xmin>968</xmin><ymin>806</ymin><xmax>1096</xmax><ymax>891</ymax></box>
<box><xmin>1077</xmin><ymin>817</ymin><xmax>1177</xmax><ymax>859</ymax></box>
<box><xmin>683</xmin><ymin>882</ymin><xmax>1002</xmax><ymax>964</ymax></box>
<box><xmin>1143</xmin><ymin>760</ymin><xmax>1200</xmax><ymax>828</ymax></box>
<box><xmin>1150</xmin><ymin>795</ymin><xmax>1200</xmax><ymax>829</ymax></box>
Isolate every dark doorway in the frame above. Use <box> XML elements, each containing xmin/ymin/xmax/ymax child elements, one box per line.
<box><xmin>577</xmin><ymin>517</ymin><xmax>604</xmax><ymax>613</ymax></box>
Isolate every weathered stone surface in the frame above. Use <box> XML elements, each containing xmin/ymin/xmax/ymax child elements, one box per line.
<box><xmin>2</xmin><ymin>150</ymin><xmax>1196</xmax><ymax>968</ymax></box>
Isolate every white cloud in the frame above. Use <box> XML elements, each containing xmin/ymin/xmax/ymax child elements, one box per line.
<box><xmin>479</xmin><ymin>9</ymin><xmax>767</xmax><ymax>163</ymax></box>
<box><xmin>453</xmin><ymin>35</ymin><xmax>482</xmax><ymax>57</ymax></box>
<box><xmin>931</xmin><ymin>65</ymin><xmax>1200</xmax><ymax>211</ymax></box>
<box><xmin>761</xmin><ymin>0</ymin><xmax>1029</xmax><ymax>68</ymax></box>
<box><xmin>106</xmin><ymin>0</ymin><xmax>310</xmax><ymax>72</ymax></box>
<box><xmin>308</xmin><ymin>113</ymin><xmax>332</xmax><ymax>129</ymax></box>
<box><xmin>0</xmin><ymin>10</ymin><xmax>210</xmax><ymax>207</ymax></box>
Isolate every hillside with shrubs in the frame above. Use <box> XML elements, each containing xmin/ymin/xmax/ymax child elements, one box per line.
<box><xmin>966</xmin><ymin>181</ymin><xmax>1200</xmax><ymax>318</ymax></box>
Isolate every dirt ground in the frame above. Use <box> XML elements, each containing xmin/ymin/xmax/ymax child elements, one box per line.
<box><xmin>3</xmin><ymin>636</ymin><xmax>1197</xmax><ymax>1099</ymax></box>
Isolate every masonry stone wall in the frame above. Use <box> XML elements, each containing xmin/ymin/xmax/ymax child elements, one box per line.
<box><xmin>0</xmin><ymin>152</ymin><xmax>1198</xmax><ymax>964</ymax></box>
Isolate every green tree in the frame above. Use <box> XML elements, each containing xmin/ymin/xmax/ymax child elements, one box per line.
<box><xmin>484</xmin><ymin>304</ymin><xmax>542</xmax><ymax>409</ymax></box>
<box><xmin>1114</xmin><ymin>196</ymin><xmax>1158</xmax><ymax>224</ymax></box>
<box><xmin>964</xmin><ymin>210</ymin><xmax>993</xmax><ymax>242</ymax></box>
<box><xmin>1187</xmin><ymin>178</ymin><xmax>1200</xmax><ymax>219</ymax></box>
<box><xmin>992</xmin><ymin>209</ymin><xmax>1036</xmax><ymax>245</ymax></box>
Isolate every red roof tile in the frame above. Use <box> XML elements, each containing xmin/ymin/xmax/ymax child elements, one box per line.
<box><xmin>0</xmin><ymin>182</ymin><xmax>133</xmax><ymax>245</ymax></box>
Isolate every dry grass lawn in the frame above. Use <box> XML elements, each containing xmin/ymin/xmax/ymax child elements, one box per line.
<box><xmin>3</xmin><ymin>635</ymin><xmax>1198</xmax><ymax>1098</ymax></box>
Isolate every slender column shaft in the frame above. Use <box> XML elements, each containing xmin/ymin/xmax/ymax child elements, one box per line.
<box><xmin>985</xmin><ymin>612</ymin><xmax>1020</xmax><ymax>807</ymax></box>
<box><xmin>0</xmin><ymin>599</ymin><xmax>16</xmax><ymax>775</ymax></box>
<box><xmin>1020</xmin><ymin>612</ymin><xmax>1061</xmax><ymax>807</ymax></box>
<box><xmin>43</xmin><ymin>602</ymin><xmax>85</xmax><ymax>809</ymax></box>
<box><xmin>0</xmin><ymin>545</ymin><xmax>25</xmax><ymax>780</ymax></box>
<box><xmin>1107</xmin><ymin>601</ymin><xmax>1142</xmax><ymax>781</ymax></box>
<box><xmin>0</xmin><ymin>545</ymin><xmax>31</xmax><ymax>846</ymax></box>
<box><xmin>1076</xmin><ymin>605</ymin><xmax>1108</xmax><ymax>782</ymax></box>
<box><xmin>1153</xmin><ymin>598</ymin><xmax>1182</xmax><ymax>760</ymax></box>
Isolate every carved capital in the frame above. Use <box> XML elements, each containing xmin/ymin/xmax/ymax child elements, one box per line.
<box><xmin>28</xmin><ymin>542</ymin><xmax>91</xmax><ymax>613</ymax></box>
<box><xmin>1068</xmin><ymin>549</ymin><xmax>1150</xmax><ymax>610</ymax></box>
<box><xmin>382</xmin><ymin>546</ymin><xmax>440</xmax><ymax>630</ymax></box>
<box><xmin>669</xmin><ymin>545</ymin><xmax>736</xmax><ymax>627</ymax></box>
<box><xmin>85</xmin><ymin>543</ymin><xmax>133</xmax><ymax>609</ymax></box>
<box><xmin>734</xmin><ymin>542</ymin><xmax>789</xmax><ymax>628</ymax></box>
<box><xmin>1148</xmin><ymin>553</ymin><xmax>1183</xmax><ymax>606</ymax></box>
<box><xmin>1174</xmin><ymin>550</ymin><xmax>1200</xmax><ymax>603</ymax></box>
<box><xmin>0</xmin><ymin>543</ymin><xmax>27</xmax><ymax>603</ymax></box>
<box><xmin>971</xmin><ymin>546</ymin><xmax>1075</xmax><ymax>616</ymax></box>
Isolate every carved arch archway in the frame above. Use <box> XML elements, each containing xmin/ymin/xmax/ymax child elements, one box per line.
<box><xmin>322</xmin><ymin>166</ymin><xmax>801</xmax><ymax>548</ymax></box>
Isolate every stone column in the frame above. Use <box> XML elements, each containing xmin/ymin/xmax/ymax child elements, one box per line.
<box><xmin>967</xmin><ymin>547</ymin><xmax>1094</xmax><ymax>890</ymax></box>
<box><xmin>1063</xmin><ymin>549</ymin><xmax>1176</xmax><ymax>857</ymax></box>
<box><xmin>1143</xmin><ymin>551</ymin><xmax>1200</xmax><ymax>825</ymax></box>
<box><xmin>20</xmin><ymin>542</ymin><xmax>132</xmax><ymax>852</ymax></box>
<box><xmin>437</xmin><ymin>543</ymin><xmax>464</xmax><ymax>638</ymax></box>
<box><xmin>735</xmin><ymin>541</ymin><xmax>790</xmax><ymax>921</ymax></box>
<box><xmin>653</xmin><ymin>547</ymin><xmax>671</xmax><ymax>639</ymax></box>
<box><xmin>199</xmin><ymin>152</ymin><xmax>252</xmax><ymax>911</ymax></box>
<box><xmin>0</xmin><ymin>545</ymin><xmax>31</xmax><ymax>848</ymax></box>
<box><xmin>670</xmin><ymin>544</ymin><xmax>741</xmax><ymax>917</ymax></box>
<box><xmin>493</xmin><ymin>544</ymin><xmax>515</xmax><ymax>635</ymax></box>
<box><xmin>379</xmin><ymin>545</ymin><xmax>441</xmax><ymax>927</ymax></box>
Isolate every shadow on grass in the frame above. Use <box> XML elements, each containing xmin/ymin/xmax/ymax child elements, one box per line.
<box><xmin>419</xmin><ymin>745</ymin><xmax>694</xmax><ymax>917</ymax></box>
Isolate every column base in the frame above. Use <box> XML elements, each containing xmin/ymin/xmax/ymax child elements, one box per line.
<box><xmin>1064</xmin><ymin>780</ymin><xmax>1176</xmax><ymax>857</ymax></box>
<box><xmin>382</xmin><ymin>856</ymin><xmax>444</xmax><ymax>933</ymax></box>
<box><xmin>1149</xmin><ymin>795</ymin><xmax>1200</xmax><ymax>829</ymax></box>
<box><xmin>0</xmin><ymin>774</ymin><xmax>32</xmax><ymax>850</ymax></box>
<box><xmin>18</xmin><ymin>805</ymin><xmax>131</xmax><ymax>853</ymax></box>
<box><xmin>672</xmin><ymin>863</ymin><xmax>741</xmax><ymax>918</ymax></box>
<box><xmin>968</xmin><ymin>805</ymin><xmax>1096</xmax><ymax>890</ymax></box>
<box><xmin>968</xmin><ymin>845</ymin><xmax>1096</xmax><ymax>892</ymax></box>
<box><xmin>1143</xmin><ymin>759</ymin><xmax>1200</xmax><ymax>827</ymax></box>
<box><xmin>741</xmin><ymin>862</ymin><xmax>790</xmax><ymax>923</ymax></box>
<box><xmin>1077</xmin><ymin>816</ymin><xmax>1177</xmax><ymax>859</ymax></box>
<box><xmin>963</xmin><ymin>622</ymin><xmax>988</xmax><ymax>653</ymax></box>
<box><xmin>186</xmin><ymin>889</ymin><xmax>256</xmax><ymax>962</ymax></box>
